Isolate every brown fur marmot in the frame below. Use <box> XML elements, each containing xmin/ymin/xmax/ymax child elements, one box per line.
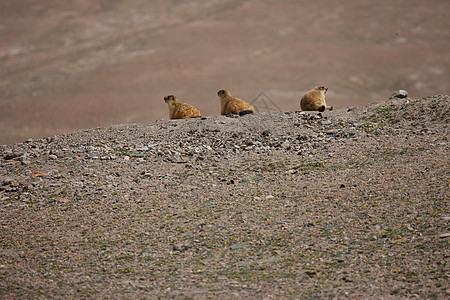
<box><xmin>217</xmin><ymin>89</ymin><xmax>255</xmax><ymax>116</ymax></box>
<box><xmin>164</xmin><ymin>95</ymin><xmax>201</xmax><ymax>119</ymax></box>
<box><xmin>300</xmin><ymin>86</ymin><xmax>331</xmax><ymax>112</ymax></box>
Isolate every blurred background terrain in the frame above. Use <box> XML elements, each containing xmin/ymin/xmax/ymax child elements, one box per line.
<box><xmin>0</xmin><ymin>0</ymin><xmax>449</xmax><ymax>144</ymax></box>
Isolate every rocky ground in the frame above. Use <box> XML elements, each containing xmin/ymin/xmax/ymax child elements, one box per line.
<box><xmin>0</xmin><ymin>94</ymin><xmax>449</xmax><ymax>299</ymax></box>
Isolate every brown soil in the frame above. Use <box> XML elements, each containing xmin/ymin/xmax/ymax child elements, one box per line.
<box><xmin>1</xmin><ymin>0</ymin><xmax>449</xmax><ymax>144</ymax></box>
<box><xmin>0</xmin><ymin>95</ymin><xmax>449</xmax><ymax>299</ymax></box>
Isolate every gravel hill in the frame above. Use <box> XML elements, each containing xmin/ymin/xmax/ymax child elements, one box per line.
<box><xmin>1</xmin><ymin>94</ymin><xmax>449</xmax><ymax>299</ymax></box>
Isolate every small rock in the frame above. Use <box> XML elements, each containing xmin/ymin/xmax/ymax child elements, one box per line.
<box><xmin>397</xmin><ymin>90</ymin><xmax>408</xmax><ymax>98</ymax></box>
<box><xmin>281</xmin><ymin>142</ymin><xmax>290</xmax><ymax>148</ymax></box>
<box><xmin>49</xmin><ymin>154</ymin><xmax>58</xmax><ymax>160</ymax></box>
<box><xmin>31</xmin><ymin>171</ymin><xmax>47</xmax><ymax>178</ymax></box>
<box><xmin>265</xmin><ymin>195</ymin><xmax>274</xmax><ymax>200</ymax></box>
<box><xmin>391</xmin><ymin>90</ymin><xmax>408</xmax><ymax>99</ymax></box>
<box><xmin>325</xmin><ymin>129</ymin><xmax>337</xmax><ymax>135</ymax></box>
<box><xmin>4</xmin><ymin>152</ymin><xmax>23</xmax><ymax>160</ymax></box>
<box><xmin>173</xmin><ymin>243</ymin><xmax>190</xmax><ymax>252</ymax></box>
<box><xmin>262</xmin><ymin>130</ymin><xmax>271</xmax><ymax>137</ymax></box>
<box><xmin>439</xmin><ymin>233</ymin><xmax>450</xmax><ymax>239</ymax></box>
<box><xmin>305</xmin><ymin>271</ymin><xmax>316</xmax><ymax>277</ymax></box>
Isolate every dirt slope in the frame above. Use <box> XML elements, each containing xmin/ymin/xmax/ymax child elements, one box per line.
<box><xmin>0</xmin><ymin>95</ymin><xmax>449</xmax><ymax>299</ymax></box>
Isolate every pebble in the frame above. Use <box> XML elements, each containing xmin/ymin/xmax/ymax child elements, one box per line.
<box><xmin>4</xmin><ymin>152</ymin><xmax>23</xmax><ymax>160</ymax></box>
<box><xmin>31</xmin><ymin>171</ymin><xmax>47</xmax><ymax>178</ymax></box>
<box><xmin>49</xmin><ymin>154</ymin><xmax>58</xmax><ymax>160</ymax></box>
<box><xmin>261</xmin><ymin>130</ymin><xmax>271</xmax><ymax>137</ymax></box>
<box><xmin>397</xmin><ymin>90</ymin><xmax>408</xmax><ymax>98</ymax></box>
<box><xmin>439</xmin><ymin>233</ymin><xmax>450</xmax><ymax>239</ymax></box>
<box><xmin>173</xmin><ymin>243</ymin><xmax>190</xmax><ymax>252</ymax></box>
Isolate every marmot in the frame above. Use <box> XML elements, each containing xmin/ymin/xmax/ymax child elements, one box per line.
<box><xmin>300</xmin><ymin>86</ymin><xmax>331</xmax><ymax>112</ymax></box>
<box><xmin>217</xmin><ymin>89</ymin><xmax>255</xmax><ymax>116</ymax></box>
<box><xmin>164</xmin><ymin>95</ymin><xmax>201</xmax><ymax>119</ymax></box>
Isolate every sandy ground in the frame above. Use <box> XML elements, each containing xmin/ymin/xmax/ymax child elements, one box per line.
<box><xmin>1</xmin><ymin>0</ymin><xmax>449</xmax><ymax>144</ymax></box>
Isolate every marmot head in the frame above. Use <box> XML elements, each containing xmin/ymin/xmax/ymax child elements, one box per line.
<box><xmin>315</xmin><ymin>86</ymin><xmax>328</xmax><ymax>93</ymax></box>
<box><xmin>217</xmin><ymin>89</ymin><xmax>231</xmax><ymax>98</ymax></box>
<box><xmin>164</xmin><ymin>95</ymin><xmax>177</xmax><ymax>103</ymax></box>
